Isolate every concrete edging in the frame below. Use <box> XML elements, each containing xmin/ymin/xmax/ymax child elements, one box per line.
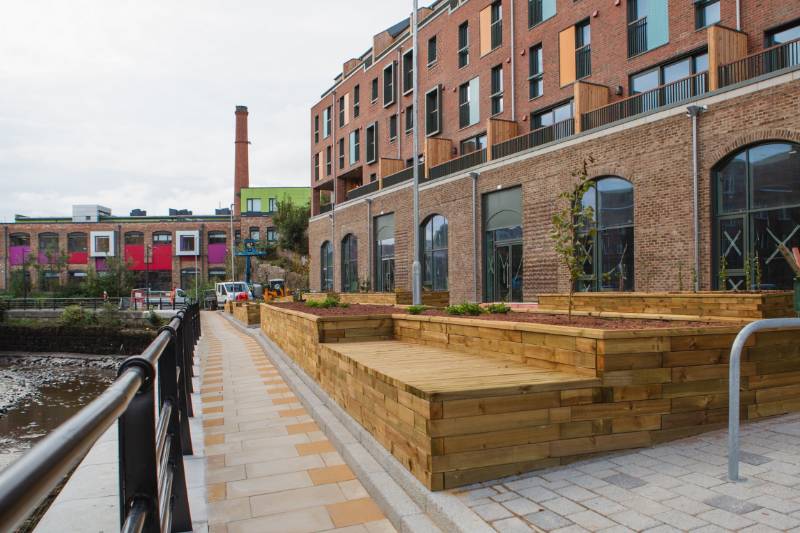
<box><xmin>222</xmin><ymin>313</ymin><xmax>492</xmax><ymax>533</ymax></box>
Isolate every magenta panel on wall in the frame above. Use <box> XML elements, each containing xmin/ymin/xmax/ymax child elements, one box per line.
<box><xmin>207</xmin><ymin>243</ymin><xmax>228</xmax><ymax>264</ymax></box>
<box><xmin>9</xmin><ymin>246</ymin><xmax>30</xmax><ymax>266</ymax></box>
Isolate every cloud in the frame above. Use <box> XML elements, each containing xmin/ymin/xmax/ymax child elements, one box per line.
<box><xmin>0</xmin><ymin>0</ymin><xmax>413</xmax><ymax>221</ymax></box>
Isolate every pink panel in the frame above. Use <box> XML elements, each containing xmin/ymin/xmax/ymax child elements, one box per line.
<box><xmin>68</xmin><ymin>252</ymin><xmax>88</xmax><ymax>265</ymax></box>
<box><xmin>207</xmin><ymin>243</ymin><xmax>228</xmax><ymax>264</ymax></box>
<box><xmin>9</xmin><ymin>246</ymin><xmax>30</xmax><ymax>266</ymax></box>
<box><xmin>95</xmin><ymin>257</ymin><xmax>108</xmax><ymax>271</ymax></box>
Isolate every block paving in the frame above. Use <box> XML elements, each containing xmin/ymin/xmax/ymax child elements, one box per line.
<box><xmin>199</xmin><ymin>312</ymin><xmax>395</xmax><ymax>533</ymax></box>
<box><xmin>453</xmin><ymin>411</ymin><xmax>800</xmax><ymax>532</ymax></box>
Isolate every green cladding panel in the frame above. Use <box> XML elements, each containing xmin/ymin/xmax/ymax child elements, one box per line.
<box><xmin>240</xmin><ymin>187</ymin><xmax>310</xmax><ymax>214</ymax></box>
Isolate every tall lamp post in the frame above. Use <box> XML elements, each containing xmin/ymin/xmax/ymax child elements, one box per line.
<box><xmin>145</xmin><ymin>244</ymin><xmax>151</xmax><ymax>304</ymax></box>
<box><xmin>229</xmin><ymin>203</ymin><xmax>236</xmax><ymax>281</ymax></box>
<box><xmin>411</xmin><ymin>0</ymin><xmax>422</xmax><ymax>306</ymax></box>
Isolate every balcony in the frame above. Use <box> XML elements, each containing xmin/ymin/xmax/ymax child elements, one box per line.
<box><xmin>576</xmin><ymin>45</ymin><xmax>591</xmax><ymax>79</ymax></box>
<box><xmin>384</xmin><ymin>164</ymin><xmax>425</xmax><ymax>188</ymax></box>
<box><xmin>319</xmin><ymin>203</ymin><xmax>333</xmax><ymax>214</ymax></box>
<box><xmin>581</xmin><ymin>72</ymin><xmax>708</xmax><ymax>131</ymax></box>
<box><xmin>345</xmin><ymin>180</ymin><xmax>379</xmax><ymax>201</ymax></box>
<box><xmin>491</xmin><ymin>119</ymin><xmax>575</xmax><ymax>160</ymax></box>
<box><xmin>627</xmin><ymin>18</ymin><xmax>647</xmax><ymax>58</ymax></box>
<box><xmin>719</xmin><ymin>38</ymin><xmax>800</xmax><ymax>88</ymax></box>
<box><xmin>428</xmin><ymin>149</ymin><xmax>487</xmax><ymax>181</ymax></box>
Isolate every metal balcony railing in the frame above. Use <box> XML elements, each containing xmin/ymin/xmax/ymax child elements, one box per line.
<box><xmin>627</xmin><ymin>18</ymin><xmax>647</xmax><ymax>58</ymax></box>
<box><xmin>319</xmin><ymin>203</ymin><xmax>333</xmax><ymax>214</ymax></box>
<box><xmin>581</xmin><ymin>72</ymin><xmax>708</xmax><ymax>131</ymax></box>
<box><xmin>576</xmin><ymin>45</ymin><xmax>591</xmax><ymax>79</ymax></box>
<box><xmin>428</xmin><ymin>148</ymin><xmax>487</xmax><ymax>180</ymax></box>
<box><xmin>383</xmin><ymin>164</ymin><xmax>424</xmax><ymax>188</ymax></box>
<box><xmin>0</xmin><ymin>304</ymin><xmax>201</xmax><ymax>533</ymax></box>
<box><xmin>345</xmin><ymin>180</ymin><xmax>379</xmax><ymax>201</ymax></box>
<box><xmin>719</xmin><ymin>38</ymin><xmax>800</xmax><ymax>88</ymax></box>
<box><xmin>491</xmin><ymin>119</ymin><xmax>575</xmax><ymax>160</ymax></box>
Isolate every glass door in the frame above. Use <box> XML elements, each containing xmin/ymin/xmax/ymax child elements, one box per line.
<box><xmin>492</xmin><ymin>242</ymin><xmax>523</xmax><ymax>302</ymax></box>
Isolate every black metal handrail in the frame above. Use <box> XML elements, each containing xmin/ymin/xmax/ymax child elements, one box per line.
<box><xmin>491</xmin><ymin>118</ymin><xmax>575</xmax><ymax>160</ymax></box>
<box><xmin>345</xmin><ymin>180</ymin><xmax>379</xmax><ymax>201</ymax></box>
<box><xmin>581</xmin><ymin>72</ymin><xmax>708</xmax><ymax>131</ymax></box>
<box><xmin>319</xmin><ymin>203</ymin><xmax>333</xmax><ymax>214</ymax></box>
<box><xmin>627</xmin><ymin>18</ymin><xmax>647</xmax><ymax>58</ymax></box>
<box><xmin>383</xmin><ymin>164</ymin><xmax>424</xmax><ymax>188</ymax></box>
<box><xmin>576</xmin><ymin>45</ymin><xmax>591</xmax><ymax>79</ymax></box>
<box><xmin>428</xmin><ymin>148</ymin><xmax>487</xmax><ymax>180</ymax></box>
<box><xmin>719</xmin><ymin>38</ymin><xmax>800</xmax><ymax>88</ymax></box>
<box><xmin>0</xmin><ymin>303</ymin><xmax>201</xmax><ymax>533</ymax></box>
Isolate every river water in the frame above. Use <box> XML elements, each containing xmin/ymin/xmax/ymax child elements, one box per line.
<box><xmin>0</xmin><ymin>356</ymin><xmax>117</xmax><ymax>471</ymax></box>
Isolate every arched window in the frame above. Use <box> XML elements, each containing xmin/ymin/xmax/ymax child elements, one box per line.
<box><xmin>375</xmin><ymin>214</ymin><xmax>395</xmax><ymax>292</ymax></box>
<box><xmin>10</xmin><ymin>233</ymin><xmax>30</xmax><ymax>247</ymax></box>
<box><xmin>124</xmin><ymin>231</ymin><xmax>144</xmax><ymax>245</ymax></box>
<box><xmin>9</xmin><ymin>233</ymin><xmax>31</xmax><ymax>267</ymax></box>
<box><xmin>580</xmin><ymin>176</ymin><xmax>635</xmax><ymax>292</ymax></box>
<box><xmin>421</xmin><ymin>215</ymin><xmax>448</xmax><ymax>291</ymax></box>
<box><xmin>341</xmin><ymin>234</ymin><xmax>358</xmax><ymax>293</ymax></box>
<box><xmin>714</xmin><ymin>141</ymin><xmax>800</xmax><ymax>290</ymax></box>
<box><xmin>67</xmin><ymin>232</ymin><xmax>87</xmax><ymax>253</ymax></box>
<box><xmin>320</xmin><ymin>241</ymin><xmax>334</xmax><ymax>291</ymax></box>
<box><xmin>484</xmin><ymin>188</ymin><xmax>523</xmax><ymax>302</ymax></box>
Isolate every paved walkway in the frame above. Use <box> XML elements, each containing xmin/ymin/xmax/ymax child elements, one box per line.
<box><xmin>452</xmin><ymin>412</ymin><xmax>800</xmax><ymax>532</ymax></box>
<box><xmin>199</xmin><ymin>313</ymin><xmax>395</xmax><ymax>533</ymax></box>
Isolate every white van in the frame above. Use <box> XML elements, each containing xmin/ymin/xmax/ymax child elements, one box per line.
<box><xmin>215</xmin><ymin>282</ymin><xmax>252</xmax><ymax>306</ymax></box>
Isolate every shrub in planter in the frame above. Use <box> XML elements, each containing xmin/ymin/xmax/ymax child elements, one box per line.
<box><xmin>446</xmin><ymin>303</ymin><xmax>484</xmax><ymax>316</ymax></box>
<box><xmin>487</xmin><ymin>303</ymin><xmax>511</xmax><ymax>314</ymax></box>
<box><xmin>60</xmin><ymin>305</ymin><xmax>92</xmax><ymax>327</ymax></box>
<box><xmin>407</xmin><ymin>305</ymin><xmax>425</xmax><ymax>315</ymax></box>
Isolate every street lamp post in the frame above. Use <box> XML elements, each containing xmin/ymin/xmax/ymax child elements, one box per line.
<box><xmin>229</xmin><ymin>203</ymin><xmax>236</xmax><ymax>281</ymax></box>
<box><xmin>411</xmin><ymin>0</ymin><xmax>422</xmax><ymax>306</ymax></box>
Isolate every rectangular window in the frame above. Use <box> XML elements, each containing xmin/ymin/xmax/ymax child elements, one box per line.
<box><xmin>249</xmin><ymin>227</ymin><xmax>260</xmax><ymax>241</ymax></box>
<box><xmin>490</xmin><ymin>1</ymin><xmax>502</xmax><ymax>50</ymax></box>
<box><xmin>695</xmin><ymin>0</ymin><xmax>720</xmax><ymax>29</ymax></box>
<box><xmin>491</xmin><ymin>65</ymin><xmax>504</xmax><ymax>115</ymax></box>
<box><xmin>460</xmin><ymin>133</ymin><xmax>487</xmax><ymax>155</ymax></box>
<box><xmin>268</xmin><ymin>198</ymin><xmax>278</xmax><ymax>212</ymax></box>
<box><xmin>767</xmin><ymin>21</ymin><xmax>800</xmax><ymax>45</ymax></box>
<box><xmin>405</xmin><ymin>105</ymin><xmax>414</xmax><ymax>133</ymax></box>
<box><xmin>528</xmin><ymin>0</ymin><xmax>556</xmax><ymax>27</ymax></box>
<box><xmin>353</xmin><ymin>85</ymin><xmax>360</xmax><ymax>118</ymax></box>
<box><xmin>349</xmin><ymin>129</ymin><xmax>360</xmax><ymax>164</ymax></box>
<box><xmin>425</xmin><ymin>86</ymin><xmax>442</xmax><ymax>136</ymax></box>
<box><xmin>402</xmin><ymin>50</ymin><xmax>413</xmax><ymax>94</ymax></box>
<box><xmin>529</xmin><ymin>44</ymin><xmax>544</xmax><ymax>99</ymax></box>
<box><xmin>383</xmin><ymin>63</ymin><xmax>396</xmax><ymax>107</ymax></box>
<box><xmin>314</xmin><ymin>115</ymin><xmax>319</xmax><ymax>143</ymax></box>
<box><xmin>246</xmin><ymin>198</ymin><xmax>262</xmax><ymax>213</ymax></box>
<box><xmin>370</xmin><ymin>173</ymin><xmax>377</xmax><ymax>183</ymax></box>
<box><xmin>531</xmin><ymin>100</ymin><xmax>573</xmax><ymax>130</ymax></box>
<box><xmin>366</xmin><ymin>123</ymin><xmax>378</xmax><ymax>164</ymax></box>
<box><xmin>179</xmin><ymin>235</ymin><xmax>197</xmax><ymax>254</ymax></box>
<box><xmin>323</xmin><ymin>106</ymin><xmax>331</xmax><ymax>138</ymax></box>
<box><xmin>576</xmin><ymin>20</ymin><xmax>591</xmax><ymax>78</ymax></box>
<box><xmin>371</xmin><ymin>77</ymin><xmax>379</xmax><ymax>102</ymax></box>
<box><xmin>338</xmin><ymin>96</ymin><xmax>345</xmax><ymax>127</ymax></box>
<box><xmin>628</xmin><ymin>0</ymin><xmax>670</xmax><ymax>57</ymax></box>
<box><xmin>458</xmin><ymin>77</ymin><xmax>480</xmax><ymax>128</ymax></box>
<box><xmin>94</xmin><ymin>235</ymin><xmax>110</xmax><ymax>254</ymax></box>
<box><xmin>427</xmin><ymin>35</ymin><xmax>438</xmax><ymax>66</ymax></box>
<box><xmin>630</xmin><ymin>51</ymin><xmax>709</xmax><ymax>106</ymax></box>
<box><xmin>325</xmin><ymin>145</ymin><xmax>332</xmax><ymax>175</ymax></box>
<box><xmin>266</xmin><ymin>227</ymin><xmax>277</xmax><ymax>242</ymax></box>
<box><xmin>389</xmin><ymin>114</ymin><xmax>398</xmax><ymax>141</ymax></box>
<box><xmin>314</xmin><ymin>154</ymin><xmax>320</xmax><ymax>180</ymax></box>
<box><xmin>458</xmin><ymin>22</ymin><xmax>469</xmax><ymax>68</ymax></box>
<box><xmin>338</xmin><ymin>138</ymin><xmax>345</xmax><ymax>169</ymax></box>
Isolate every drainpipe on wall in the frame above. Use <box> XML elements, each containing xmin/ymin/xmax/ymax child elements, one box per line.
<box><xmin>397</xmin><ymin>48</ymin><xmax>403</xmax><ymax>160</ymax></box>
<box><xmin>687</xmin><ymin>105</ymin><xmax>707</xmax><ymax>292</ymax></box>
<box><xmin>509</xmin><ymin>0</ymin><xmax>516</xmax><ymax>121</ymax></box>
<box><xmin>331</xmin><ymin>90</ymin><xmax>337</xmax><ymax>290</ymax></box>
<box><xmin>736</xmin><ymin>0</ymin><xmax>741</xmax><ymax>31</ymax></box>
<box><xmin>471</xmin><ymin>171</ymin><xmax>480</xmax><ymax>302</ymax></box>
<box><xmin>366</xmin><ymin>198</ymin><xmax>373</xmax><ymax>291</ymax></box>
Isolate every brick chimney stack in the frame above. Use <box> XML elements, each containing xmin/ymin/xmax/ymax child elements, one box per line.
<box><xmin>233</xmin><ymin>105</ymin><xmax>250</xmax><ymax>217</ymax></box>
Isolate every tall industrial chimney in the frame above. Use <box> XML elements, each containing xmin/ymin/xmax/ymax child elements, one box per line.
<box><xmin>233</xmin><ymin>106</ymin><xmax>250</xmax><ymax>217</ymax></box>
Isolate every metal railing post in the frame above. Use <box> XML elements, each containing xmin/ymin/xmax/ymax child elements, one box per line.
<box><xmin>728</xmin><ymin>318</ymin><xmax>800</xmax><ymax>481</ymax></box>
<box><xmin>156</xmin><ymin>324</ymin><xmax>192</xmax><ymax>530</ymax></box>
<box><xmin>117</xmin><ymin>357</ymin><xmax>161</xmax><ymax>533</ymax></box>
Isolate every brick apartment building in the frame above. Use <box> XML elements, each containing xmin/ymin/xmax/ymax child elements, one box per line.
<box><xmin>308</xmin><ymin>0</ymin><xmax>800</xmax><ymax>303</ymax></box>
<box><xmin>0</xmin><ymin>106</ymin><xmax>309</xmax><ymax>293</ymax></box>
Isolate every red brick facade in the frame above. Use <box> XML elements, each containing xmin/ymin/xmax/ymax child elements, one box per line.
<box><xmin>310</xmin><ymin>0</ymin><xmax>800</xmax><ymax>213</ymax></box>
<box><xmin>309</xmin><ymin>73</ymin><xmax>800</xmax><ymax>302</ymax></box>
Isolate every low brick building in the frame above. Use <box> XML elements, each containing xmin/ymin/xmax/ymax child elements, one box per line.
<box><xmin>0</xmin><ymin>106</ymin><xmax>310</xmax><ymax>293</ymax></box>
<box><xmin>308</xmin><ymin>1</ymin><xmax>800</xmax><ymax>302</ymax></box>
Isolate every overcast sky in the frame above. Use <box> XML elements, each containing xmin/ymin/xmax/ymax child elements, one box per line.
<box><xmin>0</xmin><ymin>1</ymin><xmax>413</xmax><ymax>222</ymax></box>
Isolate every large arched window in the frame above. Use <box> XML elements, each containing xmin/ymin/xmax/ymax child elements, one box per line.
<box><xmin>714</xmin><ymin>141</ymin><xmax>800</xmax><ymax>290</ymax></box>
<box><xmin>580</xmin><ymin>177</ymin><xmax>635</xmax><ymax>292</ymax></box>
<box><xmin>421</xmin><ymin>215</ymin><xmax>448</xmax><ymax>291</ymax></box>
<box><xmin>9</xmin><ymin>233</ymin><xmax>31</xmax><ymax>267</ymax></box>
<box><xmin>484</xmin><ymin>188</ymin><xmax>523</xmax><ymax>302</ymax></box>
<box><xmin>341</xmin><ymin>234</ymin><xmax>358</xmax><ymax>293</ymax></box>
<box><xmin>124</xmin><ymin>231</ymin><xmax>144</xmax><ymax>245</ymax></box>
<box><xmin>320</xmin><ymin>241</ymin><xmax>334</xmax><ymax>291</ymax></box>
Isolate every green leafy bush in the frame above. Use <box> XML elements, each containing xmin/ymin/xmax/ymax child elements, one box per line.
<box><xmin>147</xmin><ymin>310</ymin><xmax>165</xmax><ymax>328</ymax></box>
<box><xmin>96</xmin><ymin>302</ymin><xmax>123</xmax><ymax>329</ymax></box>
<box><xmin>407</xmin><ymin>305</ymin><xmax>425</xmax><ymax>315</ymax></box>
<box><xmin>487</xmin><ymin>303</ymin><xmax>511</xmax><ymax>314</ymax></box>
<box><xmin>445</xmin><ymin>303</ymin><xmax>485</xmax><ymax>316</ymax></box>
<box><xmin>60</xmin><ymin>305</ymin><xmax>91</xmax><ymax>326</ymax></box>
<box><xmin>305</xmin><ymin>300</ymin><xmax>321</xmax><ymax>308</ymax></box>
<box><xmin>306</xmin><ymin>295</ymin><xmax>343</xmax><ymax>309</ymax></box>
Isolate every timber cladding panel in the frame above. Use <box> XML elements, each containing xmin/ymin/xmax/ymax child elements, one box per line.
<box><xmin>537</xmin><ymin>292</ymin><xmax>794</xmax><ymax>320</ymax></box>
<box><xmin>260</xmin><ymin>305</ymin><xmax>800</xmax><ymax>490</ymax></box>
<box><xmin>233</xmin><ymin>303</ymin><xmax>261</xmax><ymax>326</ymax></box>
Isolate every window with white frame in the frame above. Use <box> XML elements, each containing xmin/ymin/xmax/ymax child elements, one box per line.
<box><xmin>90</xmin><ymin>231</ymin><xmax>115</xmax><ymax>257</ymax></box>
<box><xmin>458</xmin><ymin>77</ymin><xmax>480</xmax><ymax>128</ymax></box>
<box><xmin>176</xmin><ymin>231</ymin><xmax>200</xmax><ymax>256</ymax></box>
